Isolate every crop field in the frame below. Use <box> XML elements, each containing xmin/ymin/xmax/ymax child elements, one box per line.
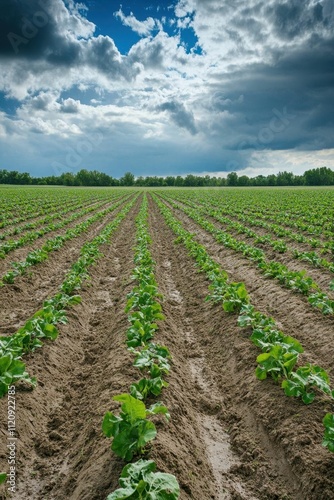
<box><xmin>0</xmin><ymin>185</ymin><xmax>334</xmax><ymax>500</ymax></box>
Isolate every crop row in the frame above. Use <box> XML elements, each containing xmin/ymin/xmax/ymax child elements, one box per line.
<box><xmin>173</xmin><ymin>194</ymin><xmax>334</xmax><ymax>272</ymax></box>
<box><xmin>159</xmin><ymin>194</ymin><xmax>334</xmax><ymax>316</ymax></box>
<box><xmin>0</xmin><ymin>191</ymin><xmax>103</xmax><ymax>228</ymax></box>
<box><xmin>0</xmin><ymin>195</ymin><xmax>132</xmax><ymax>285</ymax></box>
<box><xmin>0</xmin><ymin>188</ymin><xmax>119</xmax><ymax>229</ymax></box>
<box><xmin>103</xmin><ymin>194</ymin><xmax>180</xmax><ymax>499</ymax></box>
<box><xmin>0</xmin><ymin>197</ymin><xmax>100</xmax><ymax>241</ymax></box>
<box><xmin>152</xmin><ymin>193</ymin><xmax>334</xmax><ymax>454</ymax></box>
<box><xmin>0</xmin><ymin>195</ymin><xmax>124</xmax><ymax>258</ymax></box>
<box><xmin>176</xmin><ymin>190</ymin><xmax>334</xmax><ymax>242</ymax></box>
<box><xmin>196</xmin><ymin>189</ymin><xmax>334</xmax><ymax>235</ymax></box>
<box><xmin>0</xmin><ymin>195</ymin><xmax>138</xmax><ymax>401</ymax></box>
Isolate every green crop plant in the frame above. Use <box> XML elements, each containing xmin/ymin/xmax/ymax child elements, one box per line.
<box><xmin>158</xmin><ymin>193</ymin><xmax>333</xmax><ymax>316</ymax></box>
<box><xmin>0</xmin><ymin>196</ymin><xmax>137</xmax><ymax>397</ymax></box>
<box><xmin>0</xmin><ymin>353</ymin><xmax>36</xmax><ymax>397</ymax></box>
<box><xmin>323</xmin><ymin>414</ymin><xmax>334</xmax><ymax>453</ymax></box>
<box><xmin>130</xmin><ymin>377</ymin><xmax>169</xmax><ymax>400</ymax></box>
<box><xmin>129</xmin><ymin>343</ymin><xmax>171</xmax><ymax>377</ymax></box>
<box><xmin>282</xmin><ymin>365</ymin><xmax>334</xmax><ymax>404</ymax></box>
<box><xmin>102</xmin><ymin>394</ymin><xmax>169</xmax><ymax>461</ymax></box>
<box><xmin>0</xmin><ymin>195</ymin><xmax>132</xmax><ymax>285</ymax></box>
<box><xmin>255</xmin><ymin>344</ymin><xmax>300</xmax><ymax>382</ymax></box>
<box><xmin>308</xmin><ymin>293</ymin><xmax>334</xmax><ymax>315</ymax></box>
<box><xmin>237</xmin><ymin>304</ymin><xmax>276</xmax><ymax>330</ymax></box>
<box><xmin>107</xmin><ymin>460</ymin><xmax>180</xmax><ymax>499</ymax></box>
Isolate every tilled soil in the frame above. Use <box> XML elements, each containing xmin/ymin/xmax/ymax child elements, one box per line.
<box><xmin>0</xmin><ymin>196</ymin><xmax>130</xmax><ymax>336</ymax></box>
<box><xmin>0</xmin><ymin>197</ymin><xmax>127</xmax><ymax>276</ymax></box>
<box><xmin>166</xmin><ymin>196</ymin><xmax>334</xmax><ymax>295</ymax></box>
<box><xmin>0</xmin><ymin>192</ymin><xmax>333</xmax><ymax>500</ymax></box>
<box><xmin>150</xmin><ymin>194</ymin><xmax>334</xmax><ymax>497</ymax></box>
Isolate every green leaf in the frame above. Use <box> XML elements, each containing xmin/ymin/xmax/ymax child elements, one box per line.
<box><xmin>147</xmin><ymin>403</ymin><xmax>170</xmax><ymax>421</ymax></box>
<box><xmin>111</xmin><ymin>419</ymin><xmax>156</xmax><ymax>461</ymax></box>
<box><xmin>323</xmin><ymin>413</ymin><xmax>334</xmax><ymax>453</ymax></box>
<box><xmin>255</xmin><ymin>366</ymin><xmax>267</xmax><ymax>380</ymax></box>
<box><xmin>102</xmin><ymin>412</ymin><xmax>121</xmax><ymax>438</ymax></box>
<box><xmin>136</xmin><ymin>420</ymin><xmax>157</xmax><ymax>451</ymax></box>
<box><xmin>0</xmin><ymin>354</ymin><xmax>12</xmax><ymax>374</ymax></box>
<box><xmin>42</xmin><ymin>324</ymin><xmax>59</xmax><ymax>340</ymax></box>
<box><xmin>145</xmin><ymin>471</ymin><xmax>180</xmax><ymax>499</ymax></box>
<box><xmin>0</xmin><ymin>473</ymin><xmax>6</xmax><ymax>485</ymax></box>
<box><xmin>301</xmin><ymin>392</ymin><xmax>315</xmax><ymax>404</ymax></box>
<box><xmin>113</xmin><ymin>394</ymin><xmax>147</xmax><ymax>423</ymax></box>
<box><xmin>107</xmin><ymin>460</ymin><xmax>180</xmax><ymax>499</ymax></box>
<box><xmin>9</xmin><ymin>359</ymin><xmax>27</xmax><ymax>377</ymax></box>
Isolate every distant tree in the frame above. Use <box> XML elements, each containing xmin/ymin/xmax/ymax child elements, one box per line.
<box><xmin>294</xmin><ymin>174</ymin><xmax>305</xmax><ymax>186</ymax></box>
<box><xmin>60</xmin><ymin>172</ymin><xmax>76</xmax><ymax>186</ymax></box>
<box><xmin>267</xmin><ymin>174</ymin><xmax>277</xmax><ymax>186</ymax></box>
<box><xmin>238</xmin><ymin>175</ymin><xmax>250</xmax><ymax>186</ymax></box>
<box><xmin>120</xmin><ymin>171</ymin><xmax>135</xmax><ymax>186</ymax></box>
<box><xmin>184</xmin><ymin>174</ymin><xmax>198</xmax><ymax>186</ymax></box>
<box><xmin>1</xmin><ymin>166</ymin><xmax>333</xmax><ymax>187</ymax></box>
<box><xmin>174</xmin><ymin>175</ymin><xmax>184</xmax><ymax>186</ymax></box>
<box><xmin>227</xmin><ymin>171</ymin><xmax>238</xmax><ymax>186</ymax></box>
<box><xmin>304</xmin><ymin>167</ymin><xmax>334</xmax><ymax>186</ymax></box>
<box><xmin>276</xmin><ymin>171</ymin><xmax>294</xmax><ymax>186</ymax></box>
<box><xmin>165</xmin><ymin>176</ymin><xmax>175</xmax><ymax>186</ymax></box>
<box><xmin>76</xmin><ymin>169</ymin><xmax>92</xmax><ymax>186</ymax></box>
<box><xmin>145</xmin><ymin>176</ymin><xmax>163</xmax><ymax>187</ymax></box>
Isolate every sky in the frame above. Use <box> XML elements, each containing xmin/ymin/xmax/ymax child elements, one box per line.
<box><xmin>0</xmin><ymin>0</ymin><xmax>333</xmax><ymax>179</ymax></box>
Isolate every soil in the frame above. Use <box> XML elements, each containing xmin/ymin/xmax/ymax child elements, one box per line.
<box><xmin>0</xmin><ymin>197</ymin><xmax>127</xmax><ymax>276</ymax></box>
<box><xmin>0</xmin><ymin>196</ymin><xmax>130</xmax><ymax>336</ymax></box>
<box><xmin>0</xmin><ymin>191</ymin><xmax>333</xmax><ymax>500</ymax></box>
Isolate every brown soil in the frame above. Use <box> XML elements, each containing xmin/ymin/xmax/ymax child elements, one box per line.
<box><xmin>147</xmin><ymin>196</ymin><xmax>334</xmax><ymax>499</ymax></box>
<box><xmin>0</xmin><ymin>197</ymin><xmax>126</xmax><ymax>276</ymax></box>
<box><xmin>0</xmin><ymin>192</ymin><xmax>333</xmax><ymax>500</ymax></box>
<box><xmin>0</xmin><ymin>196</ymin><xmax>130</xmax><ymax>336</ymax></box>
<box><xmin>170</xmin><ymin>197</ymin><xmax>334</xmax><ymax>294</ymax></box>
<box><xmin>0</xmin><ymin>198</ymin><xmax>103</xmax><ymax>241</ymax></box>
<box><xmin>0</xmin><ymin>197</ymin><xmax>141</xmax><ymax>500</ymax></box>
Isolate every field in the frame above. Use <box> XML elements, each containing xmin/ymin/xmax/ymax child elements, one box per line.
<box><xmin>0</xmin><ymin>185</ymin><xmax>334</xmax><ymax>500</ymax></box>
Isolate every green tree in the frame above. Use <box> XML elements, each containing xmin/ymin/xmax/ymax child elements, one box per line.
<box><xmin>120</xmin><ymin>171</ymin><xmax>135</xmax><ymax>186</ymax></box>
<box><xmin>227</xmin><ymin>171</ymin><xmax>238</xmax><ymax>186</ymax></box>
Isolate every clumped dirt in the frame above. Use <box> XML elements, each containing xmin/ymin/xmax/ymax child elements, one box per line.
<box><xmin>150</xmin><ymin>194</ymin><xmax>334</xmax><ymax>498</ymax></box>
<box><xmin>0</xmin><ymin>192</ymin><xmax>333</xmax><ymax>500</ymax></box>
<box><xmin>0</xmin><ymin>196</ymin><xmax>130</xmax><ymax>337</ymax></box>
<box><xmin>0</xmin><ymin>197</ymin><xmax>127</xmax><ymax>276</ymax></box>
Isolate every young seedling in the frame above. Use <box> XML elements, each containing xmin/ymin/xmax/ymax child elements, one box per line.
<box><xmin>323</xmin><ymin>413</ymin><xmax>334</xmax><ymax>453</ymax></box>
<box><xmin>282</xmin><ymin>365</ymin><xmax>334</xmax><ymax>404</ymax></box>
<box><xmin>107</xmin><ymin>459</ymin><xmax>180</xmax><ymax>499</ymax></box>
<box><xmin>102</xmin><ymin>394</ymin><xmax>169</xmax><ymax>461</ymax></box>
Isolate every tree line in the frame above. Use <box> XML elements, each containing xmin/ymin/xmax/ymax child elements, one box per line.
<box><xmin>0</xmin><ymin>167</ymin><xmax>333</xmax><ymax>187</ymax></box>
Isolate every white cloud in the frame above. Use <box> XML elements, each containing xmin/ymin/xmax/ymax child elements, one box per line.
<box><xmin>114</xmin><ymin>9</ymin><xmax>161</xmax><ymax>36</ymax></box>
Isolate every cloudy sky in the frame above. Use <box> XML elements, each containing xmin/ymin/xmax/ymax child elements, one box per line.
<box><xmin>0</xmin><ymin>0</ymin><xmax>333</xmax><ymax>178</ymax></box>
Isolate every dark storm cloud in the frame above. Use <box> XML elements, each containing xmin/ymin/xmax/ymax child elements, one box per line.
<box><xmin>209</xmin><ymin>31</ymin><xmax>334</xmax><ymax>154</ymax></box>
<box><xmin>30</xmin><ymin>91</ymin><xmax>55</xmax><ymax>110</ymax></box>
<box><xmin>85</xmin><ymin>36</ymin><xmax>138</xmax><ymax>80</ymax></box>
<box><xmin>265</xmin><ymin>0</ymin><xmax>329</xmax><ymax>40</ymax></box>
<box><xmin>0</xmin><ymin>0</ymin><xmax>137</xmax><ymax>81</ymax></box>
<box><xmin>157</xmin><ymin>100</ymin><xmax>197</xmax><ymax>135</ymax></box>
<box><xmin>0</xmin><ymin>0</ymin><xmax>75</xmax><ymax>60</ymax></box>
